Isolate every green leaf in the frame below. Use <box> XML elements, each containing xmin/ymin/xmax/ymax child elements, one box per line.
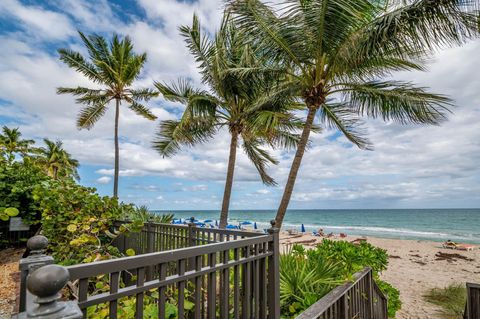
<box><xmin>67</xmin><ymin>224</ymin><xmax>77</xmax><ymax>232</ymax></box>
<box><xmin>5</xmin><ymin>207</ymin><xmax>19</xmax><ymax>217</ymax></box>
<box><xmin>126</xmin><ymin>248</ymin><xmax>135</xmax><ymax>256</ymax></box>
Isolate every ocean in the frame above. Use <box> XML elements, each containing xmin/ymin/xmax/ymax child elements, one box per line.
<box><xmin>152</xmin><ymin>209</ymin><xmax>480</xmax><ymax>244</ymax></box>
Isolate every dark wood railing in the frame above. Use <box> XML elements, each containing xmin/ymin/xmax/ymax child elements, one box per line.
<box><xmin>295</xmin><ymin>267</ymin><xmax>388</xmax><ymax>319</ymax></box>
<box><xmin>14</xmin><ymin>221</ymin><xmax>280</xmax><ymax>319</ymax></box>
<box><xmin>465</xmin><ymin>282</ymin><xmax>480</xmax><ymax>319</ymax></box>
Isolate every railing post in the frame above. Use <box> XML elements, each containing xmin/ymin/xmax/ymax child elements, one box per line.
<box><xmin>267</xmin><ymin>220</ymin><xmax>280</xmax><ymax>319</ymax></box>
<box><xmin>16</xmin><ymin>264</ymin><xmax>82</xmax><ymax>319</ymax></box>
<box><xmin>146</xmin><ymin>221</ymin><xmax>154</xmax><ymax>281</ymax></box>
<box><xmin>19</xmin><ymin>235</ymin><xmax>54</xmax><ymax>313</ymax></box>
<box><xmin>187</xmin><ymin>217</ymin><xmax>196</xmax><ymax>271</ymax></box>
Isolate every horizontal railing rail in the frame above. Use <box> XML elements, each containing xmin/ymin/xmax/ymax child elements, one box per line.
<box><xmin>465</xmin><ymin>282</ymin><xmax>480</xmax><ymax>319</ymax></box>
<box><xmin>295</xmin><ymin>267</ymin><xmax>388</xmax><ymax>319</ymax></box>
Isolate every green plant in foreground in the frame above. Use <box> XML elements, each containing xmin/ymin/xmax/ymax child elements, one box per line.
<box><xmin>280</xmin><ymin>241</ymin><xmax>400</xmax><ymax>318</ymax></box>
<box><xmin>124</xmin><ymin>205</ymin><xmax>174</xmax><ymax>224</ymax></box>
<box><xmin>424</xmin><ymin>284</ymin><xmax>467</xmax><ymax>319</ymax></box>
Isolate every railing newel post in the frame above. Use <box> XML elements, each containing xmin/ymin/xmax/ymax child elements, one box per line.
<box><xmin>146</xmin><ymin>221</ymin><xmax>154</xmax><ymax>281</ymax></box>
<box><xmin>16</xmin><ymin>264</ymin><xmax>82</xmax><ymax>319</ymax></box>
<box><xmin>267</xmin><ymin>220</ymin><xmax>280</xmax><ymax>319</ymax></box>
<box><xmin>18</xmin><ymin>235</ymin><xmax>54</xmax><ymax>313</ymax></box>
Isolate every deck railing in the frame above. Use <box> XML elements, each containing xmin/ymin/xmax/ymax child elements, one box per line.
<box><xmin>465</xmin><ymin>282</ymin><xmax>480</xmax><ymax>319</ymax></box>
<box><xmin>15</xmin><ymin>220</ymin><xmax>280</xmax><ymax>319</ymax></box>
<box><xmin>295</xmin><ymin>267</ymin><xmax>388</xmax><ymax>319</ymax></box>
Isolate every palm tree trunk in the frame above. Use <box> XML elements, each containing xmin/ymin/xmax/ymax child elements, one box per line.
<box><xmin>275</xmin><ymin>106</ymin><xmax>317</xmax><ymax>228</ymax></box>
<box><xmin>53</xmin><ymin>166</ymin><xmax>58</xmax><ymax>180</ymax></box>
<box><xmin>113</xmin><ymin>99</ymin><xmax>120</xmax><ymax>198</ymax></box>
<box><xmin>219</xmin><ymin>131</ymin><xmax>239</xmax><ymax>229</ymax></box>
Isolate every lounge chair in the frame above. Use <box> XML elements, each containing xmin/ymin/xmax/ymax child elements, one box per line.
<box><xmin>287</xmin><ymin>229</ymin><xmax>299</xmax><ymax>235</ymax></box>
<box><xmin>443</xmin><ymin>241</ymin><xmax>475</xmax><ymax>251</ymax></box>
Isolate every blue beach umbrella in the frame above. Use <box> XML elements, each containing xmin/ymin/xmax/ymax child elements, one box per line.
<box><xmin>215</xmin><ymin>220</ymin><xmax>218</xmax><ymax>226</ymax></box>
<box><xmin>204</xmin><ymin>219</ymin><xmax>213</xmax><ymax>223</ymax></box>
<box><xmin>240</xmin><ymin>221</ymin><xmax>253</xmax><ymax>225</ymax></box>
<box><xmin>301</xmin><ymin>224</ymin><xmax>306</xmax><ymax>233</ymax></box>
<box><xmin>226</xmin><ymin>224</ymin><xmax>237</xmax><ymax>229</ymax></box>
<box><xmin>254</xmin><ymin>222</ymin><xmax>258</xmax><ymax>230</ymax></box>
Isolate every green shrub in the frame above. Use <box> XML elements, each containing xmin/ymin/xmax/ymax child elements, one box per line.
<box><xmin>280</xmin><ymin>241</ymin><xmax>400</xmax><ymax>318</ymax></box>
<box><xmin>33</xmin><ymin>179</ymin><xmax>142</xmax><ymax>264</ymax></box>
<box><xmin>424</xmin><ymin>284</ymin><xmax>466</xmax><ymax>318</ymax></box>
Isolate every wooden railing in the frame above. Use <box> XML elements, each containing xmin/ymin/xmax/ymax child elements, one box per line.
<box><xmin>465</xmin><ymin>282</ymin><xmax>480</xmax><ymax>319</ymax></box>
<box><xmin>15</xmin><ymin>221</ymin><xmax>280</xmax><ymax>319</ymax></box>
<box><xmin>295</xmin><ymin>267</ymin><xmax>388</xmax><ymax>319</ymax></box>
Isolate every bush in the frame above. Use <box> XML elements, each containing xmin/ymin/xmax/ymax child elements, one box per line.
<box><xmin>280</xmin><ymin>241</ymin><xmax>400</xmax><ymax>318</ymax></box>
<box><xmin>122</xmin><ymin>205</ymin><xmax>174</xmax><ymax>224</ymax></box>
<box><xmin>33</xmin><ymin>179</ymin><xmax>142</xmax><ymax>264</ymax></box>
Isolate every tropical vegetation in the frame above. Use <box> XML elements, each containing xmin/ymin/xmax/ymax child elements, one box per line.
<box><xmin>153</xmin><ymin>14</ymin><xmax>303</xmax><ymax>228</ymax></box>
<box><xmin>281</xmin><ymin>241</ymin><xmax>401</xmax><ymax>318</ymax></box>
<box><xmin>227</xmin><ymin>0</ymin><xmax>479</xmax><ymax>227</ymax></box>
<box><xmin>57</xmin><ymin>32</ymin><xmax>158</xmax><ymax>197</ymax></box>
<box><xmin>0</xmin><ymin>126</ymin><xmax>35</xmax><ymax>163</ymax></box>
<box><xmin>34</xmin><ymin>138</ymin><xmax>80</xmax><ymax>180</ymax></box>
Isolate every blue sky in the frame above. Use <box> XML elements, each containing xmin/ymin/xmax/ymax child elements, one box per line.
<box><xmin>0</xmin><ymin>0</ymin><xmax>479</xmax><ymax>210</ymax></box>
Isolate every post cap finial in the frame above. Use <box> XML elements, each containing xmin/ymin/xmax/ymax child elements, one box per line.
<box><xmin>270</xmin><ymin>220</ymin><xmax>276</xmax><ymax>227</ymax></box>
<box><xmin>27</xmin><ymin>235</ymin><xmax>49</xmax><ymax>252</ymax></box>
<box><xmin>27</xmin><ymin>264</ymin><xmax>70</xmax><ymax>302</ymax></box>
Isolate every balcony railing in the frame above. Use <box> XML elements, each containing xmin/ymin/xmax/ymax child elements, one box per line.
<box><xmin>14</xmin><ymin>220</ymin><xmax>280</xmax><ymax>319</ymax></box>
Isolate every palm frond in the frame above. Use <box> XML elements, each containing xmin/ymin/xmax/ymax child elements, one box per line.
<box><xmin>242</xmin><ymin>137</ymin><xmax>278</xmax><ymax>186</ymax></box>
<box><xmin>336</xmin><ymin>81</ymin><xmax>452</xmax><ymax>124</ymax></box>
<box><xmin>127</xmin><ymin>100</ymin><xmax>157</xmax><ymax>121</ymax></box>
<box><xmin>77</xmin><ymin>104</ymin><xmax>108</xmax><ymax>129</ymax></box>
<box><xmin>319</xmin><ymin>103</ymin><xmax>373</xmax><ymax>150</ymax></box>
<box><xmin>152</xmin><ymin>118</ymin><xmax>217</xmax><ymax>157</ymax></box>
<box><xmin>57</xmin><ymin>49</ymin><xmax>102</xmax><ymax>83</ymax></box>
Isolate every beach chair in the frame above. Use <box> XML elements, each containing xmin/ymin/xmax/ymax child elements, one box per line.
<box><xmin>443</xmin><ymin>241</ymin><xmax>475</xmax><ymax>251</ymax></box>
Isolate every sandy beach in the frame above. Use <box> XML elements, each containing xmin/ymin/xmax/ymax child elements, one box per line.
<box><xmin>279</xmin><ymin>232</ymin><xmax>480</xmax><ymax>319</ymax></box>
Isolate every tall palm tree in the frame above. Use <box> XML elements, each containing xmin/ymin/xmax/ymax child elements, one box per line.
<box><xmin>153</xmin><ymin>14</ymin><xmax>302</xmax><ymax>228</ymax></box>
<box><xmin>228</xmin><ymin>0</ymin><xmax>479</xmax><ymax>227</ymax></box>
<box><xmin>36</xmin><ymin>139</ymin><xmax>80</xmax><ymax>180</ymax></box>
<box><xmin>57</xmin><ymin>32</ymin><xmax>157</xmax><ymax>197</ymax></box>
<box><xmin>0</xmin><ymin>126</ymin><xmax>35</xmax><ymax>163</ymax></box>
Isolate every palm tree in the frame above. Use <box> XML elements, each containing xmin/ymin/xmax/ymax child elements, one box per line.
<box><xmin>228</xmin><ymin>0</ymin><xmax>479</xmax><ymax>227</ymax></box>
<box><xmin>35</xmin><ymin>139</ymin><xmax>80</xmax><ymax>180</ymax></box>
<box><xmin>57</xmin><ymin>32</ymin><xmax>157</xmax><ymax>197</ymax></box>
<box><xmin>153</xmin><ymin>14</ymin><xmax>302</xmax><ymax>228</ymax></box>
<box><xmin>0</xmin><ymin>126</ymin><xmax>35</xmax><ymax>163</ymax></box>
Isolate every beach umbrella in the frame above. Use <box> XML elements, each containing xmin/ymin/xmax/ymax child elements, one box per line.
<box><xmin>240</xmin><ymin>221</ymin><xmax>253</xmax><ymax>225</ymax></box>
<box><xmin>254</xmin><ymin>222</ymin><xmax>258</xmax><ymax>230</ymax></box>
<box><xmin>301</xmin><ymin>224</ymin><xmax>306</xmax><ymax>233</ymax></box>
<box><xmin>226</xmin><ymin>224</ymin><xmax>237</xmax><ymax>229</ymax></box>
<box><xmin>204</xmin><ymin>219</ymin><xmax>213</xmax><ymax>223</ymax></box>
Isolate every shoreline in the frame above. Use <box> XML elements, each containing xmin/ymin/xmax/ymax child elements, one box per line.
<box><xmin>279</xmin><ymin>232</ymin><xmax>480</xmax><ymax>319</ymax></box>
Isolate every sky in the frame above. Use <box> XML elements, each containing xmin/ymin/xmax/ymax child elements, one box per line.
<box><xmin>0</xmin><ymin>0</ymin><xmax>479</xmax><ymax>210</ymax></box>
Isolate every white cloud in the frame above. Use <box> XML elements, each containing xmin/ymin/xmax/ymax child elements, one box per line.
<box><xmin>96</xmin><ymin>176</ymin><xmax>111</xmax><ymax>184</ymax></box>
<box><xmin>0</xmin><ymin>0</ymin><xmax>75</xmax><ymax>40</ymax></box>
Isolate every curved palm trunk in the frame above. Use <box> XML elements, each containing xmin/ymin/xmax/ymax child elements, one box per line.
<box><xmin>275</xmin><ymin>106</ymin><xmax>317</xmax><ymax>228</ymax></box>
<box><xmin>219</xmin><ymin>131</ymin><xmax>239</xmax><ymax>229</ymax></box>
<box><xmin>52</xmin><ymin>166</ymin><xmax>58</xmax><ymax>180</ymax></box>
<box><xmin>113</xmin><ymin>99</ymin><xmax>120</xmax><ymax>198</ymax></box>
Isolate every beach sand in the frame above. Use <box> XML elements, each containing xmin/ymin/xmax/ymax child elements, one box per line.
<box><xmin>279</xmin><ymin>232</ymin><xmax>480</xmax><ymax>319</ymax></box>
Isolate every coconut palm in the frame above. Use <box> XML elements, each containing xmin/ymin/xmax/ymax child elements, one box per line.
<box><xmin>0</xmin><ymin>126</ymin><xmax>35</xmax><ymax>163</ymax></box>
<box><xmin>35</xmin><ymin>139</ymin><xmax>80</xmax><ymax>180</ymax></box>
<box><xmin>57</xmin><ymin>32</ymin><xmax>157</xmax><ymax>197</ymax></box>
<box><xmin>153</xmin><ymin>14</ymin><xmax>302</xmax><ymax>228</ymax></box>
<box><xmin>228</xmin><ymin>0</ymin><xmax>479</xmax><ymax>227</ymax></box>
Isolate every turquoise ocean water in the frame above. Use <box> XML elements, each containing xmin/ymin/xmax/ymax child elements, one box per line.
<box><xmin>152</xmin><ymin>209</ymin><xmax>480</xmax><ymax>244</ymax></box>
